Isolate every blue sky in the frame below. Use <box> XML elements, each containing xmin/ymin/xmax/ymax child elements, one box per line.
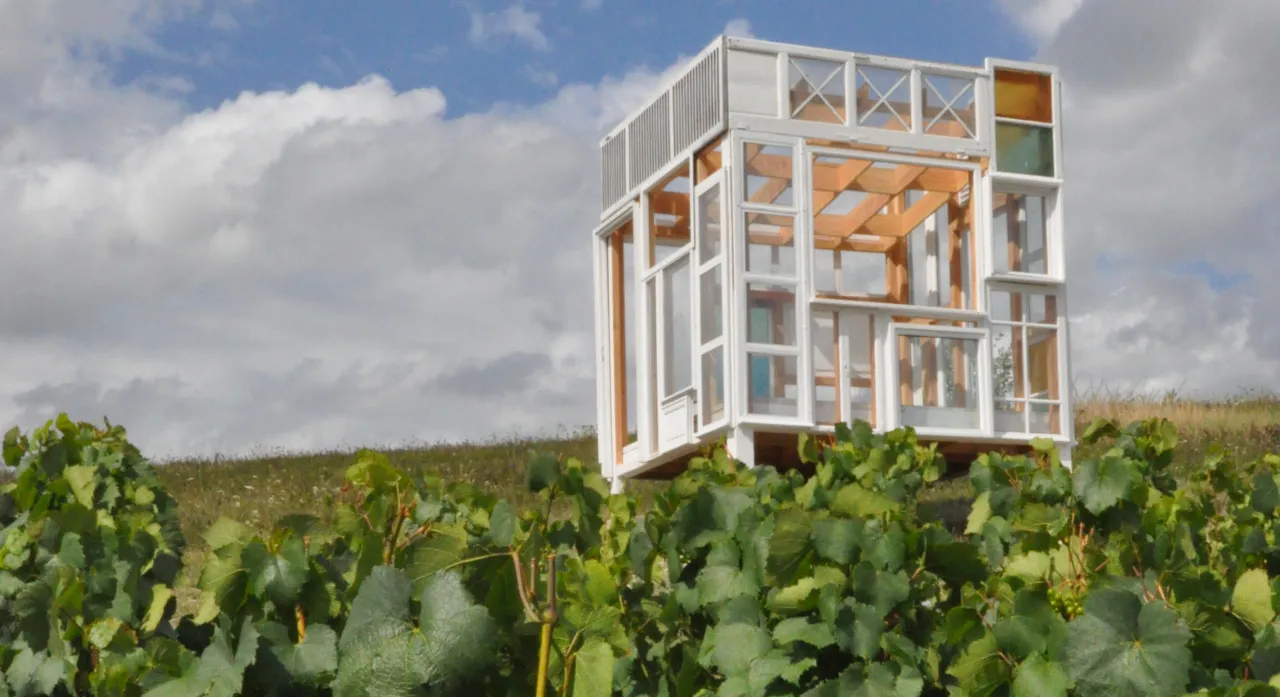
<box><xmin>118</xmin><ymin>0</ymin><xmax>1037</xmax><ymax>115</ymax></box>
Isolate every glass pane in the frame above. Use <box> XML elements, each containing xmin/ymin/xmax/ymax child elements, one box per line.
<box><xmin>747</xmin><ymin>283</ymin><xmax>797</xmax><ymax>346</ymax></box>
<box><xmin>995</xmin><ymin>401</ymin><xmax>1026</xmax><ymax>432</ymax></box>
<box><xmin>697</xmin><ymin>182</ymin><xmax>723</xmax><ymax>264</ymax></box>
<box><xmin>814</xmin><ymin>248</ymin><xmax>887</xmax><ymax>297</ymax></box>
<box><xmin>748</xmin><ymin>353</ymin><xmax>799</xmax><ymax>417</ymax></box>
<box><xmin>701</xmin><ymin>347</ymin><xmax>726</xmax><ymax>425</ymax></box>
<box><xmin>989</xmin><ymin>289</ymin><xmax>1019</xmax><ymax>323</ymax></box>
<box><xmin>996</xmin><ymin>122</ymin><xmax>1054</xmax><ymax>177</ymax></box>
<box><xmin>695</xmin><ymin>138</ymin><xmax>723</xmax><ymax>184</ymax></box>
<box><xmin>856</xmin><ymin>66</ymin><xmax>911</xmax><ymax>131</ymax></box>
<box><xmin>745</xmin><ymin>211</ymin><xmax>797</xmax><ymax>276</ymax></box>
<box><xmin>696</xmin><ymin>181</ymin><xmax>727</xmax><ymax>263</ymax></box>
<box><xmin>1028</xmin><ymin>293</ymin><xmax>1058</xmax><ymax>325</ymax></box>
<box><xmin>662</xmin><ymin>256</ymin><xmax>693</xmax><ymax>397</ymax></box>
<box><xmin>847</xmin><ymin>313</ymin><xmax>876</xmax><ymax>427</ymax></box>
<box><xmin>994</xmin><ymin>68</ymin><xmax>1053</xmax><ymax>123</ymax></box>
<box><xmin>743</xmin><ymin>143</ymin><xmax>794</xmax><ymax>207</ymax></box>
<box><xmin>922</xmin><ymin>73</ymin><xmax>976</xmax><ymax>138</ymax></box>
<box><xmin>897</xmin><ymin>334</ymin><xmax>980</xmax><ymax>430</ymax></box>
<box><xmin>1029</xmin><ymin>402</ymin><xmax>1061</xmax><ymax>435</ymax></box>
<box><xmin>649</xmin><ymin>172</ymin><xmax>691</xmax><ymax>268</ymax></box>
<box><xmin>992</xmin><ymin>192</ymin><xmax>1049</xmax><ymax>274</ymax></box>
<box><xmin>699</xmin><ymin>267</ymin><xmax>723</xmax><ymax>343</ymax></box>
<box><xmin>1027</xmin><ymin>327</ymin><xmax>1060</xmax><ymax>400</ymax></box>
<box><xmin>790</xmin><ymin>57</ymin><xmax>846</xmax><ymax>124</ymax></box>
<box><xmin>812</xmin><ymin>311</ymin><xmax>838</xmax><ymax>424</ymax></box>
<box><xmin>991</xmin><ymin>325</ymin><xmax>1018</xmax><ymax>400</ymax></box>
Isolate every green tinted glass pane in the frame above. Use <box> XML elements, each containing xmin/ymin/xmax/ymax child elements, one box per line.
<box><xmin>996</xmin><ymin>123</ymin><xmax>1054</xmax><ymax>177</ymax></box>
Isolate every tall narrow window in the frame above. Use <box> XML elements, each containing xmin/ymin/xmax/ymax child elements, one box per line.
<box><xmin>990</xmin><ymin>288</ymin><xmax>1062</xmax><ymax>434</ymax></box>
<box><xmin>992</xmin><ymin>190</ymin><xmax>1050</xmax><ymax>275</ymax></box>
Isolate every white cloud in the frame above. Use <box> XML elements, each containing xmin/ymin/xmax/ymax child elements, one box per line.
<box><xmin>0</xmin><ymin>5</ymin><xmax>685</xmax><ymax>460</ymax></box>
<box><xmin>995</xmin><ymin>0</ymin><xmax>1280</xmax><ymax>397</ymax></box>
<box><xmin>523</xmin><ymin>64</ymin><xmax>559</xmax><ymax>88</ymax></box>
<box><xmin>580</xmin><ymin>0</ymin><xmax>603</xmax><ymax>10</ymax></box>
<box><xmin>468</xmin><ymin>3</ymin><xmax>551</xmax><ymax>52</ymax></box>
<box><xmin>723</xmin><ymin>17</ymin><xmax>754</xmax><ymax>38</ymax></box>
<box><xmin>998</xmin><ymin>0</ymin><xmax>1087</xmax><ymax>43</ymax></box>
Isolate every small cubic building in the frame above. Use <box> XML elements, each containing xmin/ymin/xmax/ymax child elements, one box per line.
<box><xmin>592</xmin><ymin>35</ymin><xmax>1073</xmax><ymax>487</ymax></box>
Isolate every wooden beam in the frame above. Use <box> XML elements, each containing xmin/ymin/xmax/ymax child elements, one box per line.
<box><xmin>609</xmin><ymin>229</ymin><xmax>628</xmax><ymax>462</ymax></box>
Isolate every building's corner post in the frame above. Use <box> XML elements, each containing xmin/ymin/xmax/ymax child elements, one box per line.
<box><xmin>726</xmin><ymin>425</ymin><xmax>755</xmax><ymax>468</ymax></box>
<box><xmin>610</xmin><ymin>476</ymin><xmax>627</xmax><ymax>495</ymax></box>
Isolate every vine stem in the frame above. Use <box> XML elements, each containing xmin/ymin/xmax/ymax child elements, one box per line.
<box><xmin>535</xmin><ymin>552</ymin><xmax>558</xmax><ymax>697</ymax></box>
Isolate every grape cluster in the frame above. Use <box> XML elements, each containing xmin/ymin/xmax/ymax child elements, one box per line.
<box><xmin>1048</xmin><ymin>586</ymin><xmax>1084</xmax><ymax>619</ymax></box>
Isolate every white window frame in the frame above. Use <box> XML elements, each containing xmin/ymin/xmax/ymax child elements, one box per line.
<box><xmin>693</xmin><ymin>169</ymin><xmax>733</xmax><ymax>438</ymax></box>
<box><xmin>986</xmin><ymin>176</ymin><xmax>1065</xmax><ymax>283</ymax></box>
<box><xmin>987</xmin><ymin>281</ymin><xmax>1068</xmax><ymax>438</ymax></box>
<box><xmin>883</xmin><ymin>322</ymin><xmax>992</xmax><ymax>438</ymax></box>
<box><xmin>592</xmin><ymin>203</ymin><xmax>640</xmax><ymax>477</ymax></box>
<box><xmin>732</xmin><ymin>130</ymin><xmax>813</xmax><ymax>428</ymax></box>
<box><xmin>985</xmin><ymin>58</ymin><xmax>1061</xmax><ymax>181</ymax></box>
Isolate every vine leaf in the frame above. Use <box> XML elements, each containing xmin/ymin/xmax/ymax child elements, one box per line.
<box><xmin>572</xmin><ymin>639</ymin><xmax>614</xmax><ymax>697</ymax></box>
<box><xmin>1072</xmin><ymin>455</ymin><xmax>1141</xmax><ymax>515</ymax></box>
<box><xmin>258</xmin><ymin>621</ymin><xmax>338</xmax><ymax>685</ymax></box>
<box><xmin>1011</xmin><ymin>653</ymin><xmax>1068</xmax><ymax>697</ymax></box>
<box><xmin>4</xmin><ymin>648</ymin><xmax>64</xmax><ymax>697</ymax></box>
<box><xmin>416</xmin><ymin>570</ymin><xmax>498</xmax><ymax>688</ymax></box>
<box><xmin>1232</xmin><ymin>568</ymin><xmax>1276</xmax><ymax>631</ymax></box>
<box><xmin>1063</xmin><ymin>587</ymin><xmax>1192</xmax><ymax>697</ymax></box>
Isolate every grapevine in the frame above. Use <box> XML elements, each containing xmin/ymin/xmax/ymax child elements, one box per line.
<box><xmin>0</xmin><ymin>414</ymin><xmax>1277</xmax><ymax>696</ymax></box>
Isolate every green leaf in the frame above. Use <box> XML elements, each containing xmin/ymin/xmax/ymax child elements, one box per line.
<box><xmin>417</xmin><ymin>570</ymin><xmax>498</xmax><ymax>687</ymax></box>
<box><xmin>342</xmin><ymin>566</ymin><xmax>412</xmax><ymax>650</ymax></box>
<box><xmin>1011</xmin><ymin>653</ymin><xmax>1068</xmax><ymax>697</ymax></box>
<box><xmin>487</xmin><ymin>500</ymin><xmax>516</xmax><ymax>547</ymax></box>
<box><xmin>1072</xmin><ymin>454</ymin><xmax>1140</xmax><ymax>515</ymax></box>
<box><xmin>812</xmin><ymin>516</ymin><xmax>861</xmax><ymax>565</ymax></box>
<box><xmin>404</xmin><ymin>524</ymin><xmax>467</xmax><ymax>586</ymax></box>
<box><xmin>697</xmin><ymin>565</ymin><xmax>758</xmax><ymax>606</ymax></box>
<box><xmin>204</xmin><ymin>518</ymin><xmax>251</xmax><ymax>551</ymax></box>
<box><xmin>525</xmin><ymin>453</ymin><xmax>562</xmax><ymax>493</ymax></box>
<box><xmin>830</xmin><ymin>483</ymin><xmax>900</xmax><ymax>518</ymax></box>
<box><xmin>242</xmin><ymin>536</ymin><xmax>309</xmax><ymax>607</ymax></box>
<box><xmin>947</xmin><ymin>631</ymin><xmax>1012</xmax><ymax>697</ymax></box>
<box><xmin>767</xmin><ymin>508</ymin><xmax>813</xmax><ymax>584</ymax></box>
<box><xmin>1234</xmin><ymin>569</ymin><xmax>1276</xmax><ymax>631</ymax></box>
<box><xmin>142</xmin><ymin>585</ymin><xmax>174</xmax><ymax>633</ymax></box>
<box><xmin>773</xmin><ymin>617</ymin><xmax>836</xmax><ymax>649</ymax></box>
<box><xmin>1003</xmin><ymin>551</ymin><xmax>1051</xmax><ymax>583</ymax></box>
<box><xmin>572</xmin><ymin>639</ymin><xmax>614</xmax><ymax>697</ymax></box>
<box><xmin>56</xmin><ymin>533</ymin><xmax>85</xmax><ymax>570</ymax></box>
<box><xmin>63</xmin><ymin>464</ymin><xmax>96</xmax><ymax>508</ymax></box>
<box><xmin>88</xmin><ymin>618</ymin><xmax>124</xmax><ymax>649</ymax></box>
<box><xmin>847</xmin><ymin>602</ymin><xmax>884</xmax><ymax>661</ymax></box>
<box><xmin>700</xmin><ymin>623</ymin><xmax>772</xmax><ymax>678</ymax></box>
<box><xmin>1063</xmin><ymin>586</ymin><xmax>1192</xmax><ymax>697</ymax></box>
<box><xmin>4</xmin><ymin>649</ymin><xmax>65</xmax><ymax>697</ymax></box>
<box><xmin>259</xmin><ymin>622</ymin><xmax>339</xmax><ymax>685</ymax></box>
<box><xmin>966</xmin><ymin>491</ymin><xmax>992</xmax><ymax>535</ymax></box>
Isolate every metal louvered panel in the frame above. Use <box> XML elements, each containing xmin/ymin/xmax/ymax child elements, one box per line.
<box><xmin>671</xmin><ymin>48</ymin><xmax>722</xmax><ymax>154</ymax></box>
<box><xmin>626</xmin><ymin>93</ymin><xmax>671</xmax><ymax>192</ymax></box>
<box><xmin>601</xmin><ymin>132</ymin><xmax>627</xmax><ymax>209</ymax></box>
<box><xmin>599</xmin><ymin>40</ymin><xmax>726</xmax><ymax>214</ymax></box>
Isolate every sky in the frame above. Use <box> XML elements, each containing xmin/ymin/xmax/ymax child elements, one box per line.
<box><xmin>1</xmin><ymin>0</ymin><xmax>1277</xmax><ymax>461</ymax></box>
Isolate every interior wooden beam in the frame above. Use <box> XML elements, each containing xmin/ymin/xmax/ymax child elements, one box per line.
<box><xmin>609</xmin><ymin>229</ymin><xmax>628</xmax><ymax>463</ymax></box>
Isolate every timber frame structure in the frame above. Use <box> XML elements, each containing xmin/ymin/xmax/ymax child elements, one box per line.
<box><xmin>592</xmin><ymin>35</ymin><xmax>1073</xmax><ymax>488</ymax></box>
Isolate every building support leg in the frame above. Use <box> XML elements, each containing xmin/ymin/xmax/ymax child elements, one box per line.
<box><xmin>726</xmin><ymin>425</ymin><xmax>756</xmax><ymax>468</ymax></box>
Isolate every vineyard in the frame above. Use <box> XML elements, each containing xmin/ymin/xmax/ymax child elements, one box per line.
<box><xmin>2</xmin><ymin>413</ymin><xmax>1280</xmax><ymax>696</ymax></box>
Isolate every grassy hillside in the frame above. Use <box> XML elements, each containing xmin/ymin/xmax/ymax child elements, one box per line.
<box><xmin>7</xmin><ymin>390</ymin><xmax>1279</xmax><ymax>622</ymax></box>
<box><xmin>150</xmin><ymin>392</ymin><xmax>1280</xmax><ymax>563</ymax></box>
